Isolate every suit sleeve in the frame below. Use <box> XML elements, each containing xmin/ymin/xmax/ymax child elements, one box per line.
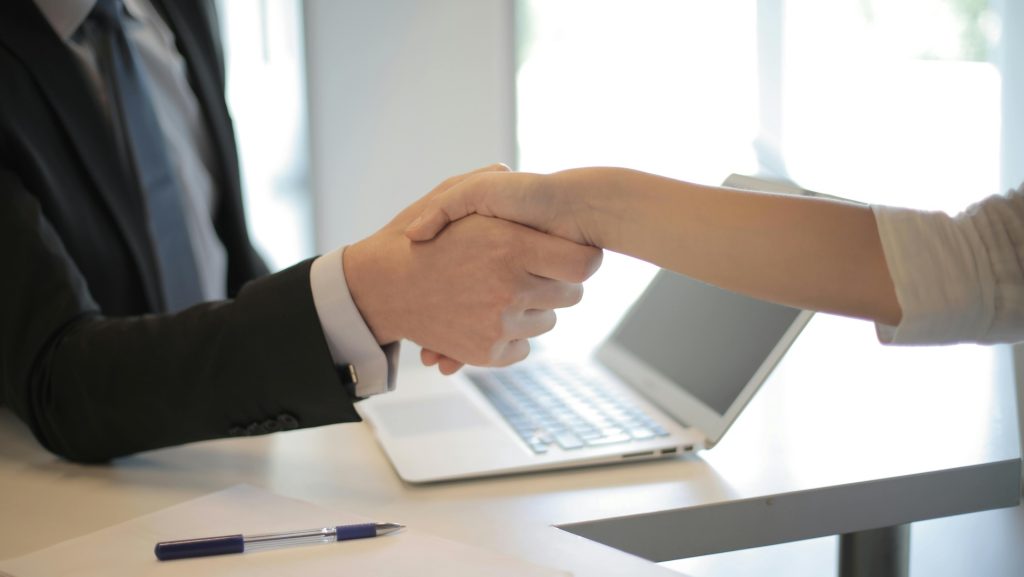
<box><xmin>0</xmin><ymin>170</ymin><xmax>362</xmax><ymax>462</ymax></box>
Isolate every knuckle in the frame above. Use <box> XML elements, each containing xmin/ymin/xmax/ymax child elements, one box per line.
<box><xmin>492</xmin><ymin>285</ymin><xmax>519</xmax><ymax>309</ymax></box>
<box><xmin>486</xmin><ymin>341</ymin><xmax>508</xmax><ymax>366</ymax></box>
<box><xmin>482</xmin><ymin>320</ymin><xmax>505</xmax><ymax>345</ymax></box>
<box><xmin>524</xmin><ymin>311</ymin><xmax>556</xmax><ymax>338</ymax></box>
<box><xmin>540</xmin><ymin>310</ymin><xmax>557</xmax><ymax>333</ymax></box>
<box><xmin>466</xmin><ymin>341</ymin><xmax>496</xmax><ymax>366</ymax></box>
<box><xmin>484</xmin><ymin>234</ymin><xmax>517</xmax><ymax>266</ymax></box>
<box><xmin>496</xmin><ymin>272</ymin><xmax>531</xmax><ymax>307</ymax></box>
<box><xmin>440</xmin><ymin>174</ymin><xmax>461</xmax><ymax>189</ymax></box>
<box><xmin>548</xmin><ymin>281</ymin><xmax>583</xmax><ymax>308</ymax></box>
<box><xmin>494</xmin><ymin>340</ymin><xmax>530</xmax><ymax>367</ymax></box>
<box><xmin>482</xmin><ymin>312</ymin><xmax>514</xmax><ymax>345</ymax></box>
<box><xmin>565</xmin><ymin>283</ymin><xmax>584</xmax><ymax>307</ymax></box>
<box><xmin>585</xmin><ymin>248</ymin><xmax>604</xmax><ymax>277</ymax></box>
<box><xmin>557</xmin><ymin>255</ymin><xmax>591</xmax><ymax>284</ymax></box>
<box><xmin>570</xmin><ymin>248</ymin><xmax>603</xmax><ymax>282</ymax></box>
<box><xmin>513</xmin><ymin>340</ymin><xmax>531</xmax><ymax>363</ymax></box>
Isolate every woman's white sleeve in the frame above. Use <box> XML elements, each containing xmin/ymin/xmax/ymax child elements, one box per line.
<box><xmin>872</xmin><ymin>185</ymin><xmax>1024</xmax><ymax>345</ymax></box>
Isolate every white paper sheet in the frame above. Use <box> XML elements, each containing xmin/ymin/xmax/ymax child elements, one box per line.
<box><xmin>0</xmin><ymin>485</ymin><xmax>570</xmax><ymax>577</ymax></box>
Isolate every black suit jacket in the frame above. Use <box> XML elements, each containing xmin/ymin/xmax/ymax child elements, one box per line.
<box><xmin>0</xmin><ymin>0</ymin><xmax>361</xmax><ymax>462</ymax></box>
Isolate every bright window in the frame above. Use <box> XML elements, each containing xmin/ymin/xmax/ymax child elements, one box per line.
<box><xmin>518</xmin><ymin>0</ymin><xmax>761</xmax><ymax>353</ymax></box>
<box><xmin>517</xmin><ymin>0</ymin><xmax>1003</xmax><ymax>352</ymax></box>
<box><xmin>218</xmin><ymin>0</ymin><xmax>313</xmax><ymax>272</ymax></box>
<box><xmin>781</xmin><ymin>0</ymin><xmax>1001</xmax><ymax>212</ymax></box>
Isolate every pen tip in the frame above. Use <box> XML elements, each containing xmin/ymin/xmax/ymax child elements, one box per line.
<box><xmin>376</xmin><ymin>522</ymin><xmax>405</xmax><ymax>535</ymax></box>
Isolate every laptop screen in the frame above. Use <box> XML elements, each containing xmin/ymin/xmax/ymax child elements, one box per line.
<box><xmin>608</xmin><ymin>270</ymin><xmax>802</xmax><ymax>416</ymax></box>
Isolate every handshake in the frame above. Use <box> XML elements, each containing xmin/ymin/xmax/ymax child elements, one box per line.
<box><xmin>344</xmin><ymin>161</ymin><xmax>898</xmax><ymax>376</ymax></box>
<box><xmin>344</xmin><ymin>163</ymin><xmax>600</xmax><ymax>375</ymax></box>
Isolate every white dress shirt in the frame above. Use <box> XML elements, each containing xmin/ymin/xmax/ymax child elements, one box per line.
<box><xmin>873</xmin><ymin>184</ymin><xmax>1024</xmax><ymax>345</ymax></box>
<box><xmin>32</xmin><ymin>0</ymin><xmax>394</xmax><ymax>396</ymax></box>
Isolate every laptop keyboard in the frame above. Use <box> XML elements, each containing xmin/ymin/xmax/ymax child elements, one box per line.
<box><xmin>467</xmin><ymin>362</ymin><xmax>669</xmax><ymax>454</ymax></box>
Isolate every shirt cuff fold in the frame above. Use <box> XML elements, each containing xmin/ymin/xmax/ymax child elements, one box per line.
<box><xmin>310</xmin><ymin>247</ymin><xmax>398</xmax><ymax>397</ymax></box>
<box><xmin>871</xmin><ymin>204</ymin><xmax>989</xmax><ymax>345</ymax></box>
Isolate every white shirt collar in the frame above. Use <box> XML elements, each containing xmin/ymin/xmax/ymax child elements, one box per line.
<box><xmin>33</xmin><ymin>0</ymin><xmax>148</xmax><ymax>41</ymax></box>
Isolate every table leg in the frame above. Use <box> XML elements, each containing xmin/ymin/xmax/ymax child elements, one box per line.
<box><xmin>838</xmin><ymin>524</ymin><xmax>910</xmax><ymax>577</ymax></box>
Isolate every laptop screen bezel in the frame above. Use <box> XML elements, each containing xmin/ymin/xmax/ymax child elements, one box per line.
<box><xmin>594</xmin><ymin>278</ymin><xmax>814</xmax><ymax>448</ymax></box>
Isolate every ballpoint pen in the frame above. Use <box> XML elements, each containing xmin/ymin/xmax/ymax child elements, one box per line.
<box><xmin>154</xmin><ymin>522</ymin><xmax>405</xmax><ymax>561</ymax></box>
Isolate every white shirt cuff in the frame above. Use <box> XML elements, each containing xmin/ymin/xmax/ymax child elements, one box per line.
<box><xmin>310</xmin><ymin>247</ymin><xmax>399</xmax><ymax>397</ymax></box>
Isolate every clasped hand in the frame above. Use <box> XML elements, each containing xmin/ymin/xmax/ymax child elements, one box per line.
<box><xmin>345</xmin><ymin>165</ymin><xmax>601</xmax><ymax>374</ymax></box>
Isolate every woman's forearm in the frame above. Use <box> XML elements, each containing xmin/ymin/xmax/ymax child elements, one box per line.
<box><xmin>550</xmin><ymin>167</ymin><xmax>902</xmax><ymax>325</ymax></box>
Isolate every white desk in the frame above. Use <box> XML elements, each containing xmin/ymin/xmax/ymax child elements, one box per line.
<box><xmin>0</xmin><ymin>314</ymin><xmax>1019</xmax><ymax>576</ymax></box>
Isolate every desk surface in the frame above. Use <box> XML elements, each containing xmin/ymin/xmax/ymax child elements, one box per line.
<box><xmin>0</xmin><ymin>314</ymin><xmax>1019</xmax><ymax>576</ymax></box>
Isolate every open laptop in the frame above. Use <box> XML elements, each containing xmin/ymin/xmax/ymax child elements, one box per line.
<box><xmin>358</xmin><ymin>268</ymin><xmax>813</xmax><ymax>483</ymax></box>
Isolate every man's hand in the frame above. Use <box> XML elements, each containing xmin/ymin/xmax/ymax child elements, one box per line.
<box><xmin>344</xmin><ymin>168</ymin><xmax>603</xmax><ymax>373</ymax></box>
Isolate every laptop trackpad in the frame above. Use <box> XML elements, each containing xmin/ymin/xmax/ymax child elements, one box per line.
<box><xmin>374</xmin><ymin>394</ymin><xmax>491</xmax><ymax>438</ymax></box>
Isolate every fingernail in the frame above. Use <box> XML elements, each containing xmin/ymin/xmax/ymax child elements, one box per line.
<box><xmin>408</xmin><ymin>216</ymin><xmax>423</xmax><ymax>231</ymax></box>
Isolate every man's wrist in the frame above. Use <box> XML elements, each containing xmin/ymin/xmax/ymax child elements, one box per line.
<box><xmin>342</xmin><ymin>236</ymin><xmax>403</xmax><ymax>346</ymax></box>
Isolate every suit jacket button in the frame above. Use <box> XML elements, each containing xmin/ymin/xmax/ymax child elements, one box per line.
<box><xmin>262</xmin><ymin>418</ymin><xmax>282</xmax><ymax>433</ymax></box>
<box><xmin>245</xmin><ymin>422</ymin><xmax>263</xmax><ymax>436</ymax></box>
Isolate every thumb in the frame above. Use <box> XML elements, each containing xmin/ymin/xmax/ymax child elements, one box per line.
<box><xmin>405</xmin><ymin>179</ymin><xmax>487</xmax><ymax>242</ymax></box>
<box><xmin>406</xmin><ymin>164</ymin><xmax>509</xmax><ymax>241</ymax></box>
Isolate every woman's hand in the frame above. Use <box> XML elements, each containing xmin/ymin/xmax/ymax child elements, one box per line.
<box><xmin>404</xmin><ymin>170</ymin><xmax>598</xmax><ymax>246</ymax></box>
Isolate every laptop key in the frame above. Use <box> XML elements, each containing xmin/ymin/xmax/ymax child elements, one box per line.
<box><xmin>468</xmin><ymin>364</ymin><xmax>666</xmax><ymax>454</ymax></box>
<box><xmin>650</xmin><ymin>425</ymin><xmax>670</xmax><ymax>436</ymax></box>
<box><xmin>553</xmin><ymin>431</ymin><xmax>585</xmax><ymax>450</ymax></box>
<box><xmin>527</xmin><ymin>440</ymin><xmax>550</xmax><ymax>454</ymax></box>
<box><xmin>627</xmin><ymin>427</ymin><xmax>656</xmax><ymax>440</ymax></box>
<box><xmin>584</xmin><ymin>433</ymin><xmax>632</xmax><ymax>446</ymax></box>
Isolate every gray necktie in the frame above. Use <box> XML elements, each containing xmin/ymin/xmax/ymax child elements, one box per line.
<box><xmin>90</xmin><ymin>0</ymin><xmax>204</xmax><ymax>312</ymax></box>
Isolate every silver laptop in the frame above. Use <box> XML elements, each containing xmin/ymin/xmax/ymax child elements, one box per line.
<box><xmin>358</xmin><ymin>269</ymin><xmax>813</xmax><ymax>483</ymax></box>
